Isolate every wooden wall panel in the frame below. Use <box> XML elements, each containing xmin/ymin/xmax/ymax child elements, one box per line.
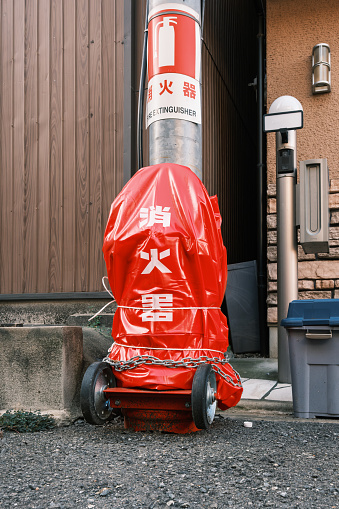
<box><xmin>37</xmin><ymin>0</ymin><xmax>51</xmax><ymax>293</ymax></box>
<box><xmin>101</xmin><ymin>0</ymin><xmax>116</xmax><ymax>244</ymax></box>
<box><xmin>113</xmin><ymin>2</ymin><xmax>124</xmax><ymax>195</ymax></box>
<box><xmin>0</xmin><ymin>0</ymin><xmax>124</xmax><ymax>295</ymax></box>
<box><xmin>62</xmin><ymin>0</ymin><xmax>76</xmax><ymax>293</ymax></box>
<box><xmin>88</xmin><ymin>0</ymin><xmax>103</xmax><ymax>290</ymax></box>
<box><xmin>101</xmin><ymin>0</ymin><xmax>124</xmax><ymax>243</ymax></box>
<box><xmin>50</xmin><ymin>0</ymin><xmax>63</xmax><ymax>292</ymax></box>
<box><xmin>0</xmin><ymin>0</ymin><xmax>14</xmax><ymax>293</ymax></box>
<box><xmin>24</xmin><ymin>0</ymin><xmax>39</xmax><ymax>291</ymax></box>
<box><xmin>12</xmin><ymin>0</ymin><xmax>25</xmax><ymax>294</ymax></box>
<box><xmin>75</xmin><ymin>0</ymin><xmax>90</xmax><ymax>292</ymax></box>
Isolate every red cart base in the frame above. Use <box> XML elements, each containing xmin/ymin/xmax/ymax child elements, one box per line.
<box><xmin>105</xmin><ymin>387</ymin><xmax>199</xmax><ymax>433</ymax></box>
<box><xmin>80</xmin><ymin>362</ymin><xmax>221</xmax><ymax>432</ymax></box>
<box><xmin>123</xmin><ymin>409</ymin><xmax>199</xmax><ymax>433</ymax></box>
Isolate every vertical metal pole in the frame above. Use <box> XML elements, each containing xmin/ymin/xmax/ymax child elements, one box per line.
<box><xmin>256</xmin><ymin>12</ymin><xmax>269</xmax><ymax>357</ymax></box>
<box><xmin>276</xmin><ymin>130</ymin><xmax>298</xmax><ymax>383</ymax></box>
<box><xmin>147</xmin><ymin>0</ymin><xmax>202</xmax><ymax>180</ymax></box>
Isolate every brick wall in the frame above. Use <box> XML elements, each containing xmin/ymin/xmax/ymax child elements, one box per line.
<box><xmin>267</xmin><ymin>180</ymin><xmax>339</xmax><ymax>324</ymax></box>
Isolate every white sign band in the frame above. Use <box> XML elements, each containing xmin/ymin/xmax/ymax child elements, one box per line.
<box><xmin>146</xmin><ymin>73</ymin><xmax>201</xmax><ymax>127</ymax></box>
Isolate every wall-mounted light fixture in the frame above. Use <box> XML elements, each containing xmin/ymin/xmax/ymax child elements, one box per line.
<box><xmin>312</xmin><ymin>43</ymin><xmax>331</xmax><ymax>94</ymax></box>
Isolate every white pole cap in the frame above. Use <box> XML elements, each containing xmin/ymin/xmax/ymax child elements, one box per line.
<box><xmin>269</xmin><ymin>95</ymin><xmax>303</xmax><ymax>114</ymax></box>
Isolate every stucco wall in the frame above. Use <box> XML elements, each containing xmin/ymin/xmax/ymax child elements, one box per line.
<box><xmin>266</xmin><ymin>0</ymin><xmax>339</xmax><ymax>326</ymax></box>
<box><xmin>266</xmin><ymin>0</ymin><xmax>339</xmax><ymax>184</ymax></box>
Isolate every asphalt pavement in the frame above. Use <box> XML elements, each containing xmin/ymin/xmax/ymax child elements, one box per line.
<box><xmin>1</xmin><ymin>408</ymin><xmax>339</xmax><ymax>508</ymax></box>
<box><xmin>2</xmin><ymin>356</ymin><xmax>339</xmax><ymax>509</ymax></box>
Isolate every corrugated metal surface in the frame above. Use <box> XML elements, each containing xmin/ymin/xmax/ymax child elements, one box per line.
<box><xmin>0</xmin><ymin>0</ymin><xmax>124</xmax><ymax>294</ymax></box>
<box><xmin>202</xmin><ymin>0</ymin><xmax>259</xmax><ymax>263</ymax></box>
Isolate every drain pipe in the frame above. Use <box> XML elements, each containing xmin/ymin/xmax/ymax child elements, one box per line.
<box><xmin>253</xmin><ymin>1</ymin><xmax>269</xmax><ymax>356</ymax></box>
<box><xmin>146</xmin><ymin>0</ymin><xmax>203</xmax><ymax>180</ymax></box>
<box><xmin>137</xmin><ymin>1</ymin><xmax>149</xmax><ymax>169</ymax></box>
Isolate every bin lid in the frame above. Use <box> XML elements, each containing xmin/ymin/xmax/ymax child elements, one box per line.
<box><xmin>281</xmin><ymin>299</ymin><xmax>339</xmax><ymax>328</ymax></box>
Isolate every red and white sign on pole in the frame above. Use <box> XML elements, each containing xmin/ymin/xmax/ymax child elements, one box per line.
<box><xmin>146</xmin><ymin>3</ymin><xmax>201</xmax><ymax>127</ymax></box>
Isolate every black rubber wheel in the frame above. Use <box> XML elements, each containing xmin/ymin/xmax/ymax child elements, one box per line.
<box><xmin>191</xmin><ymin>364</ymin><xmax>217</xmax><ymax>429</ymax></box>
<box><xmin>80</xmin><ymin>361</ymin><xmax>116</xmax><ymax>425</ymax></box>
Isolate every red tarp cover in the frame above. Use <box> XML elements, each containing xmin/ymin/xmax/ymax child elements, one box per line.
<box><xmin>103</xmin><ymin>164</ymin><xmax>242</xmax><ymax>410</ymax></box>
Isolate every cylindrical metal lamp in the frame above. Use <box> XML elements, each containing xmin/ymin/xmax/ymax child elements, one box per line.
<box><xmin>312</xmin><ymin>43</ymin><xmax>331</xmax><ymax>94</ymax></box>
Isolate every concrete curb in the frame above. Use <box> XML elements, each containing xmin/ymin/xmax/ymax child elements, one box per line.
<box><xmin>218</xmin><ymin>398</ymin><xmax>294</xmax><ymax>417</ymax></box>
<box><xmin>0</xmin><ymin>326</ymin><xmax>83</xmax><ymax>418</ymax></box>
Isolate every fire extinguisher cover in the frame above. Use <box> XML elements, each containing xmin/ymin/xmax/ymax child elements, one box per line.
<box><xmin>103</xmin><ymin>164</ymin><xmax>242</xmax><ymax>410</ymax></box>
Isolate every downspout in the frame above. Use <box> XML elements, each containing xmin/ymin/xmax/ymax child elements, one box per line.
<box><xmin>137</xmin><ymin>1</ymin><xmax>149</xmax><ymax>169</ymax></box>
<box><xmin>123</xmin><ymin>1</ymin><xmax>134</xmax><ymax>183</ymax></box>
<box><xmin>254</xmin><ymin>1</ymin><xmax>269</xmax><ymax>356</ymax></box>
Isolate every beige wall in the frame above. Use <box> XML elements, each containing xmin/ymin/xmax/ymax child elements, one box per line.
<box><xmin>266</xmin><ymin>0</ymin><xmax>339</xmax><ymax>184</ymax></box>
<box><xmin>266</xmin><ymin>0</ymin><xmax>339</xmax><ymax>325</ymax></box>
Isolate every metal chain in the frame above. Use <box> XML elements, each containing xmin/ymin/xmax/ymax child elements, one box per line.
<box><xmin>211</xmin><ymin>363</ymin><xmax>242</xmax><ymax>388</ymax></box>
<box><xmin>103</xmin><ymin>354</ymin><xmax>242</xmax><ymax>388</ymax></box>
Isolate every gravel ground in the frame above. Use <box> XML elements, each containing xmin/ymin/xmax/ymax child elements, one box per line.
<box><xmin>1</xmin><ymin>414</ymin><xmax>339</xmax><ymax>509</ymax></box>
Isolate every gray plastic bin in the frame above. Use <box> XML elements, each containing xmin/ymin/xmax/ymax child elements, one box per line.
<box><xmin>282</xmin><ymin>299</ymin><xmax>339</xmax><ymax>418</ymax></box>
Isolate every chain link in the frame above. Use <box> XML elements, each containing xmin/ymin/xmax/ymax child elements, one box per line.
<box><xmin>210</xmin><ymin>363</ymin><xmax>242</xmax><ymax>388</ymax></box>
<box><xmin>103</xmin><ymin>354</ymin><xmax>242</xmax><ymax>388</ymax></box>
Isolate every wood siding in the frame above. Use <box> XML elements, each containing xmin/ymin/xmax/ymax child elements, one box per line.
<box><xmin>0</xmin><ymin>0</ymin><xmax>124</xmax><ymax>294</ymax></box>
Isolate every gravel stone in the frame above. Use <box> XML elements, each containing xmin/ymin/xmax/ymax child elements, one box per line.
<box><xmin>0</xmin><ymin>415</ymin><xmax>339</xmax><ymax>508</ymax></box>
